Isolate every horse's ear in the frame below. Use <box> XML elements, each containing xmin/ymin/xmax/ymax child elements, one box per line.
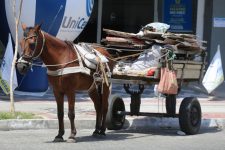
<box><xmin>34</xmin><ymin>23</ymin><xmax>42</xmax><ymax>31</ymax></box>
<box><xmin>22</xmin><ymin>23</ymin><xmax>27</xmax><ymax>31</ymax></box>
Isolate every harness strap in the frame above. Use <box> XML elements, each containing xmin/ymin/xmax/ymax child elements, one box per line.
<box><xmin>87</xmin><ymin>81</ymin><xmax>96</xmax><ymax>93</ymax></box>
<box><xmin>47</xmin><ymin>66</ymin><xmax>90</xmax><ymax>76</ymax></box>
<box><xmin>74</xmin><ymin>44</ymin><xmax>84</xmax><ymax>68</ymax></box>
<box><xmin>47</xmin><ymin>45</ymin><xmax>91</xmax><ymax>76</ymax></box>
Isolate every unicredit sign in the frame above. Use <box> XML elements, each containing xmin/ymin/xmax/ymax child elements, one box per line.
<box><xmin>61</xmin><ymin>16</ymin><xmax>88</xmax><ymax>30</ymax></box>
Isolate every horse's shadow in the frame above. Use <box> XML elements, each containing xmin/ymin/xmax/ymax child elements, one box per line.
<box><xmin>44</xmin><ymin>132</ymin><xmax>135</xmax><ymax>143</ymax></box>
<box><xmin>76</xmin><ymin>133</ymin><xmax>135</xmax><ymax>143</ymax></box>
<box><xmin>44</xmin><ymin>126</ymin><xmax>222</xmax><ymax>144</ymax></box>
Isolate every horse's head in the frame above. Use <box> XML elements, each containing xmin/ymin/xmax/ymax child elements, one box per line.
<box><xmin>17</xmin><ymin>23</ymin><xmax>45</xmax><ymax>75</ymax></box>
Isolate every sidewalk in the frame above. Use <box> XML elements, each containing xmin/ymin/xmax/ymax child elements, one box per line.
<box><xmin>0</xmin><ymin>82</ymin><xmax>225</xmax><ymax>131</ymax></box>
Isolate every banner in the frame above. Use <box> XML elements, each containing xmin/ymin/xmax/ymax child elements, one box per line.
<box><xmin>163</xmin><ymin>0</ymin><xmax>193</xmax><ymax>32</ymax></box>
<box><xmin>202</xmin><ymin>45</ymin><xmax>224</xmax><ymax>93</ymax></box>
<box><xmin>4</xmin><ymin>0</ymin><xmax>94</xmax><ymax>43</ymax></box>
<box><xmin>0</xmin><ymin>34</ymin><xmax>18</xmax><ymax>94</ymax></box>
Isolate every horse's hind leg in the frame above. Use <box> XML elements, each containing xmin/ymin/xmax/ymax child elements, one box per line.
<box><xmin>89</xmin><ymin>83</ymin><xmax>110</xmax><ymax>137</ymax></box>
<box><xmin>88</xmin><ymin>86</ymin><xmax>102</xmax><ymax>136</ymax></box>
<box><xmin>99</xmin><ymin>83</ymin><xmax>110</xmax><ymax>136</ymax></box>
<box><xmin>53</xmin><ymin>90</ymin><xmax>65</xmax><ymax>142</ymax></box>
<box><xmin>66</xmin><ymin>92</ymin><xmax>77</xmax><ymax>143</ymax></box>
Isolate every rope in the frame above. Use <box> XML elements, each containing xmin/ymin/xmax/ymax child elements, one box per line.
<box><xmin>113</xmin><ymin>52</ymin><xmax>143</xmax><ymax>61</ymax></box>
<box><xmin>99</xmin><ymin>61</ymin><xmax>109</xmax><ymax>87</ymax></box>
<box><xmin>87</xmin><ymin>43</ymin><xmax>147</xmax><ymax>62</ymax></box>
<box><xmin>91</xmin><ymin>44</ymin><xmax>171</xmax><ymax>64</ymax></box>
<box><xmin>21</xmin><ymin>58</ymin><xmax>79</xmax><ymax>67</ymax></box>
<box><xmin>19</xmin><ymin>44</ymin><xmax>170</xmax><ymax>70</ymax></box>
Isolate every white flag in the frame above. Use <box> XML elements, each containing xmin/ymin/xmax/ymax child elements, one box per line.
<box><xmin>202</xmin><ymin>45</ymin><xmax>224</xmax><ymax>94</ymax></box>
<box><xmin>0</xmin><ymin>34</ymin><xmax>18</xmax><ymax>94</ymax></box>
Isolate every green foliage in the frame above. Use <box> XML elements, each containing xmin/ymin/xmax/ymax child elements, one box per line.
<box><xmin>0</xmin><ymin>112</ymin><xmax>41</xmax><ymax>120</ymax></box>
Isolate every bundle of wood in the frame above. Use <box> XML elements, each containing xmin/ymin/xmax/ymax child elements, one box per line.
<box><xmin>101</xmin><ymin>28</ymin><xmax>207</xmax><ymax>52</ymax></box>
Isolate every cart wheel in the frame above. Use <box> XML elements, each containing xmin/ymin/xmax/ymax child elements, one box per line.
<box><xmin>179</xmin><ymin>97</ymin><xmax>201</xmax><ymax>135</ymax></box>
<box><xmin>106</xmin><ymin>94</ymin><xmax>126</xmax><ymax>130</ymax></box>
<box><xmin>166</xmin><ymin>94</ymin><xmax>176</xmax><ymax>117</ymax></box>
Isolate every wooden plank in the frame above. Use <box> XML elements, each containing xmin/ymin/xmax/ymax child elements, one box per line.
<box><xmin>173</xmin><ymin>60</ymin><xmax>204</xmax><ymax>65</ymax></box>
<box><xmin>173</xmin><ymin>64</ymin><xmax>202</xmax><ymax>70</ymax></box>
<box><xmin>174</xmin><ymin>49</ymin><xmax>202</xmax><ymax>55</ymax></box>
<box><xmin>173</xmin><ymin>64</ymin><xmax>184</xmax><ymax>69</ymax></box>
<box><xmin>105</xmin><ymin>37</ymin><xmax>133</xmax><ymax>43</ymax></box>
<box><xmin>185</xmin><ymin>64</ymin><xmax>202</xmax><ymax>69</ymax></box>
<box><xmin>176</xmin><ymin>69</ymin><xmax>201</xmax><ymax>79</ymax></box>
<box><xmin>103</xmin><ymin>28</ymin><xmax>137</xmax><ymax>38</ymax></box>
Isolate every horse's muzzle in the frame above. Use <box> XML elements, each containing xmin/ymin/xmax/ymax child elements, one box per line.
<box><xmin>16</xmin><ymin>58</ymin><xmax>31</xmax><ymax>75</ymax></box>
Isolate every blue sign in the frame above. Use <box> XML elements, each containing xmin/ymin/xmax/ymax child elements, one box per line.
<box><xmin>163</xmin><ymin>0</ymin><xmax>193</xmax><ymax>32</ymax></box>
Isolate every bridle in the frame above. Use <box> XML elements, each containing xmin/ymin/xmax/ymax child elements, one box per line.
<box><xmin>21</xmin><ymin>30</ymin><xmax>45</xmax><ymax>61</ymax></box>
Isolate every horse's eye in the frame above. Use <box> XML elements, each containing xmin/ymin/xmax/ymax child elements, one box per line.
<box><xmin>29</xmin><ymin>43</ymin><xmax>36</xmax><ymax>50</ymax></box>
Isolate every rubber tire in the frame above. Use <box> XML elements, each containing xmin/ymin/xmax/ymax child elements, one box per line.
<box><xmin>179</xmin><ymin>97</ymin><xmax>202</xmax><ymax>135</ymax></box>
<box><xmin>166</xmin><ymin>94</ymin><xmax>176</xmax><ymax>117</ymax></box>
<box><xmin>106</xmin><ymin>95</ymin><xmax>126</xmax><ymax>130</ymax></box>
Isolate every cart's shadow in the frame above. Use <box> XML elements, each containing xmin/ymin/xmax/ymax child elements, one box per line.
<box><xmin>126</xmin><ymin>117</ymin><xmax>223</xmax><ymax>135</ymax></box>
<box><xmin>74</xmin><ymin>118</ymin><xmax>222</xmax><ymax>143</ymax></box>
<box><xmin>74</xmin><ymin>128</ymin><xmax>222</xmax><ymax>143</ymax></box>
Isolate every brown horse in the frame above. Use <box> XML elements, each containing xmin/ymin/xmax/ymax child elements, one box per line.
<box><xmin>17</xmin><ymin>24</ymin><xmax>114</xmax><ymax>142</ymax></box>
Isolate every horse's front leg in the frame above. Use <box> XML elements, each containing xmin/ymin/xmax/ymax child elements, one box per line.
<box><xmin>53</xmin><ymin>90</ymin><xmax>65</xmax><ymax>142</ymax></box>
<box><xmin>66</xmin><ymin>92</ymin><xmax>77</xmax><ymax>143</ymax></box>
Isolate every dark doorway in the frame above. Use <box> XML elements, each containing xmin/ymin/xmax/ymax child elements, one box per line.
<box><xmin>102</xmin><ymin>0</ymin><xmax>154</xmax><ymax>33</ymax></box>
<box><xmin>76</xmin><ymin>0</ymin><xmax>155</xmax><ymax>43</ymax></box>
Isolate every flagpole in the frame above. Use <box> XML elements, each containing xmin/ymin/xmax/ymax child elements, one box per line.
<box><xmin>10</xmin><ymin>0</ymin><xmax>23</xmax><ymax>113</ymax></box>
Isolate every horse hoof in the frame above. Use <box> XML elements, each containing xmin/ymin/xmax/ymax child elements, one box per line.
<box><xmin>92</xmin><ymin>130</ymin><xmax>100</xmax><ymax>137</ymax></box>
<box><xmin>100</xmin><ymin>132</ymin><xmax>106</xmax><ymax>136</ymax></box>
<box><xmin>92</xmin><ymin>131</ymin><xmax>106</xmax><ymax>138</ymax></box>
<box><xmin>98</xmin><ymin>132</ymin><xmax>106</xmax><ymax>139</ymax></box>
<box><xmin>53</xmin><ymin>137</ymin><xmax>64</xmax><ymax>142</ymax></box>
<box><xmin>92</xmin><ymin>131</ymin><xmax>100</xmax><ymax>137</ymax></box>
<box><xmin>67</xmin><ymin>137</ymin><xmax>76</xmax><ymax>143</ymax></box>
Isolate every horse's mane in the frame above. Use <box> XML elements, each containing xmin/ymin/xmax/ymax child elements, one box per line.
<box><xmin>64</xmin><ymin>41</ymin><xmax>74</xmax><ymax>49</ymax></box>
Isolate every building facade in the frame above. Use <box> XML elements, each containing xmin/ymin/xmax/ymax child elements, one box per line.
<box><xmin>0</xmin><ymin>0</ymin><xmax>224</xmax><ymax>74</ymax></box>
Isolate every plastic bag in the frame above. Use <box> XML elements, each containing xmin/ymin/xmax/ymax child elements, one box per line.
<box><xmin>137</xmin><ymin>22</ymin><xmax>170</xmax><ymax>36</ymax></box>
<box><xmin>158</xmin><ymin>67</ymin><xmax>178</xmax><ymax>94</ymax></box>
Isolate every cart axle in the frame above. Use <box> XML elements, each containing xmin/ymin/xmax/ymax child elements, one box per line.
<box><xmin>116</xmin><ymin>111</ymin><xmax>179</xmax><ymax>118</ymax></box>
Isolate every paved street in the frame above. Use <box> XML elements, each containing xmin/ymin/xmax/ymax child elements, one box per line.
<box><xmin>0</xmin><ymin>128</ymin><xmax>224</xmax><ymax>150</ymax></box>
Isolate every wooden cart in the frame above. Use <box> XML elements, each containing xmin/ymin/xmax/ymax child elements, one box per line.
<box><xmin>105</xmin><ymin>47</ymin><xmax>207</xmax><ymax>135</ymax></box>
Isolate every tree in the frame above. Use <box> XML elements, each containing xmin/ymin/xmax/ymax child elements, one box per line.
<box><xmin>10</xmin><ymin>0</ymin><xmax>23</xmax><ymax>113</ymax></box>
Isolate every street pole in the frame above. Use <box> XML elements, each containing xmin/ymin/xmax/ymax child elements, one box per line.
<box><xmin>97</xmin><ymin>0</ymin><xmax>103</xmax><ymax>44</ymax></box>
<box><xmin>154</xmin><ymin>0</ymin><xmax>159</xmax><ymax>22</ymax></box>
<box><xmin>196</xmin><ymin>0</ymin><xmax>205</xmax><ymax>40</ymax></box>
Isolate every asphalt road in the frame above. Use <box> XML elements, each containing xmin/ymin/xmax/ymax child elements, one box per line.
<box><xmin>0</xmin><ymin>128</ymin><xmax>224</xmax><ymax>150</ymax></box>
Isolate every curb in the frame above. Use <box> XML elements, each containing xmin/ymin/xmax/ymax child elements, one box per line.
<box><xmin>0</xmin><ymin>117</ymin><xmax>224</xmax><ymax>131</ymax></box>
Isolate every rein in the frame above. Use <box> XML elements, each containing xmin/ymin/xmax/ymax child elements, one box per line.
<box><xmin>33</xmin><ymin>31</ymin><xmax>45</xmax><ymax>60</ymax></box>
